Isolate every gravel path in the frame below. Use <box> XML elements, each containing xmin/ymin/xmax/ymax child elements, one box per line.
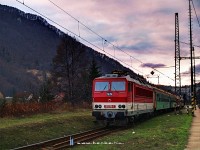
<box><xmin>186</xmin><ymin>107</ymin><xmax>200</xmax><ymax>150</ymax></box>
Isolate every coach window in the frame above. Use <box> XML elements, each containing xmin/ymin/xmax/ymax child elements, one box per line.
<box><xmin>111</xmin><ymin>81</ymin><xmax>125</xmax><ymax>91</ymax></box>
<box><xmin>95</xmin><ymin>82</ymin><xmax>109</xmax><ymax>91</ymax></box>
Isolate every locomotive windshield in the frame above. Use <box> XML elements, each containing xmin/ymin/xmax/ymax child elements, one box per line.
<box><xmin>111</xmin><ymin>81</ymin><xmax>125</xmax><ymax>91</ymax></box>
<box><xmin>94</xmin><ymin>81</ymin><xmax>126</xmax><ymax>91</ymax></box>
<box><xmin>95</xmin><ymin>82</ymin><xmax>109</xmax><ymax>91</ymax></box>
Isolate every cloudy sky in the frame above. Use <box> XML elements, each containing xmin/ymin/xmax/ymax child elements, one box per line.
<box><xmin>1</xmin><ymin>0</ymin><xmax>200</xmax><ymax>86</ymax></box>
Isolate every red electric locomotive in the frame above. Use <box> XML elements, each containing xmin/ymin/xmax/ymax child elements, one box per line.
<box><xmin>92</xmin><ymin>73</ymin><xmax>154</xmax><ymax>125</ymax></box>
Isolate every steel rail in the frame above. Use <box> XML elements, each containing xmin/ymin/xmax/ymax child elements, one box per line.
<box><xmin>12</xmin><ymin>127</ymin><xmax>122</xmax><ymax>150</ymax></box>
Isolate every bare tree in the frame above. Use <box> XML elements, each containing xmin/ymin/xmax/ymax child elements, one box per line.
<box><xmin>51</xmin><ymin>36</ymin><xmax>86</xmax><ymax>104</ymax></box>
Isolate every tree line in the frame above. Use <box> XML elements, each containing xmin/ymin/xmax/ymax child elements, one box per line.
<box><xmin>40</xmin><ymin>35</ymin><xmax>101</xmax><ymax>104</ymax></box>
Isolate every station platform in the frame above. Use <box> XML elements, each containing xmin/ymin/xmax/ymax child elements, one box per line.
<box><xmin>186</xmin><ymin>107</ymin><xmax>200</xmax><ymax>150</ymax></box>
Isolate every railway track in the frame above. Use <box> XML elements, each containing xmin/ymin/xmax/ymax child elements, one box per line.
<box><xmin>13</xmin><ymin>127</ymin><xmax>123</xmax><ymax>150</ymax></box>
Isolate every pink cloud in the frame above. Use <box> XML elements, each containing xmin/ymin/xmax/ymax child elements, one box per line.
<box><xmin>1</xmin><ymin>0</ymin><xmax>200</xmax><ymax>86</ymax></box>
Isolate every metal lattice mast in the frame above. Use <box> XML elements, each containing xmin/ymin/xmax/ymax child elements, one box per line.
<box><xmin>189</xmin><ymin>0</ymin><xmax>194</xmax><ymax>116</ymax></box>
<box><xmin>193</xmin><ymin>47</ymin><xmax>196</xmax><ymax>109</ymax></box>
<box><xmin>175</xmin><ymin>13</ymin><xmax>181</xmax><ymax>96</ymax></box>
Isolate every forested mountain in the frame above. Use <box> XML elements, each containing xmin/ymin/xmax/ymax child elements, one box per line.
<box><xmin>0</xmin><ymin>4</ymin><xmax>141</xmax><ymax>97</ymax></box>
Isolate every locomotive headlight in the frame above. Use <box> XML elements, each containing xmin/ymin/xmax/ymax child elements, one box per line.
<box><xmin>118</xmin><ymin>105</ymin><xmax>122</xmax><ymax>108</ymax></box>
<box><xmin>99</xmin><ymin>105</ymin><xmax>102</xmax><ymax>108</ymax></box>
<box><xmin>122</xmin><ymin>105</ymin><xmax>125</xmax><ymax>108</ymax></box>
<box><xmin>95</xmin><ymin>105</ymin><xmax>98</xmax><ymax>108</ymax></box>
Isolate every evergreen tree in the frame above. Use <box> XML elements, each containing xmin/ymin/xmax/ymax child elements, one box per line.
<box><xmin>89</xmin><ymin>59</ymin><xmax>101</xmax><ymax>82</ymax></box>
<box><xmin>85</xmin><ymin>59</ymin><xmax>101</xmax><ymax>102</ymax></box>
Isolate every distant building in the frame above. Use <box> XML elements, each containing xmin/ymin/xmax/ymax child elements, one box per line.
<box><xmin>14</xmin><ymin>91</ymin><xmax>34</xmax><ymax>102</ymax></box>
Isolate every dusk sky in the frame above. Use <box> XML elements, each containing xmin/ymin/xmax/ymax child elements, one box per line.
<box><xmin>1</xmin><ymin>0</ymin><xmax>200</xmax><ymax>86</ymax></box>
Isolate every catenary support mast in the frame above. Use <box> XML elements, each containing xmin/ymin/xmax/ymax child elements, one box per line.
<box><xmin>175</xmin><ymin>13</ymin><xmax>181</xmax><ymax>96</ymax></box>
<box><xmin>189</xmin><ymin>0</ymin><xmax>194</xmax><ymax>116</ymax></box>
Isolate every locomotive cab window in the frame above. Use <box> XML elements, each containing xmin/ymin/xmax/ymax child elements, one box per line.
<box><xmin>111</xmin><ymin>81</ymin><xmax>125</xmax><ymax>91</ymax></box>
<box><xmin>95</xmin><ymin>82</ymin><xmax>109</xmax><ymax>91</ymax></box>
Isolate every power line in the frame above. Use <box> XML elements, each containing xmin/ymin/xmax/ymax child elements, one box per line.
<box><xmin>48</xmin><ymin>0</ymin><xmax>144</xmax><ymax>64</ymax></box>
<box><xmin>180</xmin><ymin>41</ymin><xmax>200</xmax><ymax>48</ymax></box>
<box><xmin>152</xmin><ymin>68</ymin><xmax>174</xmax><ymax>81</ymax></box>
<box><xmin>191</xmin><ymin>0</ymin><xmax>200</xmax><ymax>28</ymax></box>
<box><xmin>47</xmin><ymin>0</ymin><xmax>175</xmax><ymax>81</ymax></box>
<box><xmin>16</xmin><ymin>0</ymin><xmax>175</xmax><ymax>83</ymax></box>
<box><xmin>15</xmin><ymin>0</ymin><xmax>143</xmax><ymax>74</ymax></box>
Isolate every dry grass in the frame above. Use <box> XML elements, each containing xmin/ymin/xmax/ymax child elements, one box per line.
<box><xmin>0</xmin><ymin>101</ymin><xmax>91</xmax><ymax>117</ymax></box>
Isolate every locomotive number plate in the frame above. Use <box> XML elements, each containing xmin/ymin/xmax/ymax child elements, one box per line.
<box><xmin>104</xmin><ymin>105</ymin><xmax>116</xmax><ymax>108</ymax></box>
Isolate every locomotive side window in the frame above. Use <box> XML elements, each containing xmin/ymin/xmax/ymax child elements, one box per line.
<box><xmin>135</xmin><ymin>87</ymin><xmax>153</xmax><ymax>98</ymax></box>
<box><xmin>111</xmin><ymin>81</ymin><xmax>125</xmax><ymax>91</ymax></box>
<box><xmin>95</xmin><ymin>82</ymin><xmax>109</xmax><ymax>91</ymax></box>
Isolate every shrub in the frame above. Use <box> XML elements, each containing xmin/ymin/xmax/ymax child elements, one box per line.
<box><xmin>0</xmin><ymin>98</ymin><xmax>6</xmax><ymax>117</ymax></box>
<box><xmin>0</xmin><ymin>101</ymin><xmax>62</xmax><ymax>117</ymax></box>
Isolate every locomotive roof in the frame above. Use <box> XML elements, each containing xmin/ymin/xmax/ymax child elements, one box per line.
<box><xmin>96</xmin><ymin>74</ymin><xmax>153</xmax><ymax>89</ymax></box>
<box><xmin>95</xmin><ymin>74</ymin><xmax>179</xmax><ymax>99</ymax></box>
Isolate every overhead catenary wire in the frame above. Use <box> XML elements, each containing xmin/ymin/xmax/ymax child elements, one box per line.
<box><xmin>78</xmin><ymin>21</ymin><xmax>80</xmax><ymax>37</ymax></box>
<box><xmin>16</xmin><ymin>0</ymin><xmax>175</xmax><ymax>83</ymax></box>
<box><xmin>47</xmin><ymin>0</ymin><xmax>175</xmax><ymax>82</ymax></box>
<box><xmin>191</xmin><ymin>0</ymin><xmax>200</xmax><ymax>29</ymax></box>
<box><xmin>48</xmin><ymin>0</ymin><xmax>144</xmax><ymax>64</ymax></box>
<box><xmin>15</xmin><ymin>0</ymin><xmax>143</xmax><ymax>74</ymax></box>
<box><xmin>48</xmin><ymin>0</ymin><xmax>104</xmax><ymax>42</ymax></box>
<box><xmin>180</xmin><ymin>41</ymin><xmax>200</xmax><ymax>48</ymax></box>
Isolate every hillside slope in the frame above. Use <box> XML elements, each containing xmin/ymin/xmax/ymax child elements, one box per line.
<box><xmin>0</xmin><ymin>4</ymin><xmax>139</xmax><ymax>96</ymax></box>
